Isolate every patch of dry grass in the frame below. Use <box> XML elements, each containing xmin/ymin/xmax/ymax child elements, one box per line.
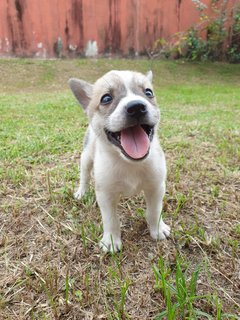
<box><xmin>0</xmin><ymin>58</ymin><xmax>239</xmax><ymax>319</ymax></box>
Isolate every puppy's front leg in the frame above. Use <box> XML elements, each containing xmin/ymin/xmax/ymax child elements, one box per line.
<box><xmin>96</xmin><ymin>190</ymin><xmax>121</xmax><ymax>252</ymax></box>
<box><xmin>144</xmin><ymin>182</ymin><xmax>170</xmax><ymax>240</ymax></box>
<box><xmin>74</xmin><ymin>148</ymin><xmax>93</xmax><ymax>200</ymax></box>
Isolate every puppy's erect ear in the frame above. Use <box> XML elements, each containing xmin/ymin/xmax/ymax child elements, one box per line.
<box><xmin>68</xmin><ymin>78</ymin><xmax>93</xmax><ymax>110</ymax></box>
<box><xmin>146</xmin><ymin>70</ymin><xmax>153</xmax><ymax>83</ymax></box>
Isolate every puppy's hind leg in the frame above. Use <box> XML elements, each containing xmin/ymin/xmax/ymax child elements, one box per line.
<box><xmin>74</xmin><ymin>148</ymin><xmax>93</xmax><ymax>200</ymax></box>
<box><xmin>144</xmin><ymin>182</ymin><xmax>170</xmax><ymax>240</ymax></box>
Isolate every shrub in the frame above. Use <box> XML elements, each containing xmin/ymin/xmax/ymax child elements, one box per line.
<box><xmin>151</xmin><ymin>0</ymin><xmax>240</xmax><ymax>63</ymax></box>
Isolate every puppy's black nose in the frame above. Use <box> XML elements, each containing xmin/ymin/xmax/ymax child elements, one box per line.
<box><xmin>126</xmin><ymin>100</ymin><xmax>147</xmax><ymax>118</ymax></box>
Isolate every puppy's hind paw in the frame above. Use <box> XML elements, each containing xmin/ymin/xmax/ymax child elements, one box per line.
<box><xmin>74</xmin><ymin>190</ymin><xmax>82</xmax><ymax>200</ymax></box>
<box><xmin>100</xmin><ymin>233</ymin><xmax>122</xmax><ymax>253</ymax></box>
<box><xmin>74</xmin><ymin>187</ymin><xmax>85</xmax><ymax>200</ymax></box>
<box><xmin>150</xmin><ymin>221</ymin><xmax>171</xmax><ymax>240</ymax></box>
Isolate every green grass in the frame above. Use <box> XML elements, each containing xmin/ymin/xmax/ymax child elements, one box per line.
<box><xmin>0</xmin><ymin>58</ymin><xmax>239</xmax><ymax>319</ymax></box>
<box><xmin>153</xmin><ymin>257</ymin><xmax>237</xmax><ymax>320</ymax></box>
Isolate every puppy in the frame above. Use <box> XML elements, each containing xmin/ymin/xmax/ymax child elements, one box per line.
<box><xmin>68</xmin><ymin>70</ymin><xmax>170</xmax><ymax>252</ymax></box>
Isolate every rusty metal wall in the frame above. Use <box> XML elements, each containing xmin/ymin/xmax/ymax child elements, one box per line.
<box><xmin>0</xmin><ymin>0</ymin><xmax>234</xmax><ymax>58</ymax></box>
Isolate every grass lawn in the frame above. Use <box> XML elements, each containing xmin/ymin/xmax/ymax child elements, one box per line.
<box><xmin>0</xmin><ymin>58</ymin><xmax>239</xmax><ymax>319</ymax></box>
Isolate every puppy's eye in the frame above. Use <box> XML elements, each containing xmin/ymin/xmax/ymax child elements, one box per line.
<box><xmin>100</xmin><ymin>94</ymin><xmax>113</xmax><ymax>105</ymax></box>
<box><xmin>144</xmin><ymin>88</ymin><xmax>154</xmax><ymax>98</ymax></box>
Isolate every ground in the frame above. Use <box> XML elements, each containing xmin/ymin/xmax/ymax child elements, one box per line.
<box><xmin>0</xmin><ymin>58</ymin><xmax>239</xmax><ymax>320</ymax></box>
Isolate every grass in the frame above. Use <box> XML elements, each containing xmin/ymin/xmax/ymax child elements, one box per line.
<box><xmin>0</xmin><ymin>58</ymin><xmax>239</xmax><ymax>319</ymax></box>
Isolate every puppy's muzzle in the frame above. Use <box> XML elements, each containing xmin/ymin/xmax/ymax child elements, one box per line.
<box><xmin>105</xmin><ymin>100</ymin><xmax>155</xmax><ymax>161</ymax></box>
<box><xmin>126</xmin><ymin>100</ymin><xmax>147</xmax><ymax>119</ymax></box>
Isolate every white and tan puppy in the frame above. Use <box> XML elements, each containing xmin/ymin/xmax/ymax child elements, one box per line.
<box><xmin>68</xmin><ymin>70</ymin><xmax>170</xmax><ymax>252</ymax></box>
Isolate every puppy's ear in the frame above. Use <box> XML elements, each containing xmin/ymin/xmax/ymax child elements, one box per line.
<box><xmin>68</xmin><ymin>78</ymin><xmax>93</xmax><ymax>110</ymax></box>
<box><xmin>146</xmin><ymin>70</ymin><xmax>153</xmax><ymax>83</ymax></box>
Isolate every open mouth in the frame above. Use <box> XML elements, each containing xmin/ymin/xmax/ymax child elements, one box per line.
<box><xmin>105</xmin><ymin>124</ymin><xmax>154</xmax><ymax>160</ymax></box>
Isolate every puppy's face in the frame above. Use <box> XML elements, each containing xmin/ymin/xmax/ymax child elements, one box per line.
<box><xmin>69</xmin><ymin>70</ymin><xmax>160</xmax><ymax>161</ymax></box>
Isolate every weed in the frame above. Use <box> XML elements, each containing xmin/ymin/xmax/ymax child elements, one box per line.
<box><xmin>64</xmin><ymin>268</ymin><xmax>70</xmax><ymax>307</ymax></box>
<box><xmin>81</xmin><ymin>187</ymin><xmax>96</xmax><ymax>209</ymax></box>
<box><xmin>107</xmin><ymin>265</ymin><xmax>131</xmax><ymax>319</ymax></box>
<box><xmin>153</xmin><ymin>257</ymin><xmax>204</xmax><ymax>319</ymax></box>
<box><xmin>173</xmin><ymin>192</ymin><xmax>189</xmax><ymax>217</ymax></box>
<box><xmin>153</xmin><ymin>257</ymin><xmax>238</xmax><ymax>319</ymax></box>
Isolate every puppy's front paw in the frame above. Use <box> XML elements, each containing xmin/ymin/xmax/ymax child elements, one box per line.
<box><xmin>150</xmin><ymin>220</ymin><xmax>170</xmax><ymax>240</ymax></box>
<box><xmin>100</xmin><ymin>233</ymin><xmax>122</xmax><ymax>253</ymax></box>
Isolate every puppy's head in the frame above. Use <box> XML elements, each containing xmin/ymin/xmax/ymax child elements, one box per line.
<box><xmin>69</xmin><ymin>70</ymin><xmax>160</xmax><ymax>161</ymax></box>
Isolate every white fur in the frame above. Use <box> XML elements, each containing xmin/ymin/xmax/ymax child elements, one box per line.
<box><xmin>70</xmin><ymin>70</ymin><xmax>170</xmax><ymax>252</ymax></box>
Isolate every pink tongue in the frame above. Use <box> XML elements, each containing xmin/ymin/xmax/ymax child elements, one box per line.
<box><xmin>120</xmin><ymin>125</ymin><xmax>150</xmax><ymax>159</ymax></box>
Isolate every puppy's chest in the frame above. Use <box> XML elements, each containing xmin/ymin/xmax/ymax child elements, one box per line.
<box><xmin>93</xmin><ymin>146</ymin><xmax>154</xmax><ymax>196</ymax></box>
<box><xmin>108</xmin><ymin>167</ymin><xmax>145</xmax><ymax>196</ymax></box>
<box><xmin>94</xmin><ymin>159</ymin><xmax>145</xmax><ymax>196</ymax></box>
<box><xmin>117</xmin><ymin>175</ymin><xmax>143</xmax><ymax>196</ymax></box>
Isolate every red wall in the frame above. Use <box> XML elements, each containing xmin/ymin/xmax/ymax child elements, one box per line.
<box><xmin>0</xmin><ymin>0</ymin><xmax>235</xmax><ymax>58</ymax></box>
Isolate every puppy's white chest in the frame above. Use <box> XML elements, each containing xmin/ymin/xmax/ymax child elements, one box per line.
<box><xmin>94</xmin><ymin>147</ymin><xmax>145</xmax><ymax>196</ymax></box>
<box><xmin>118</xmin><ymin>175</ymin><xmax>143</xmax><ymax>197</ymax></box>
